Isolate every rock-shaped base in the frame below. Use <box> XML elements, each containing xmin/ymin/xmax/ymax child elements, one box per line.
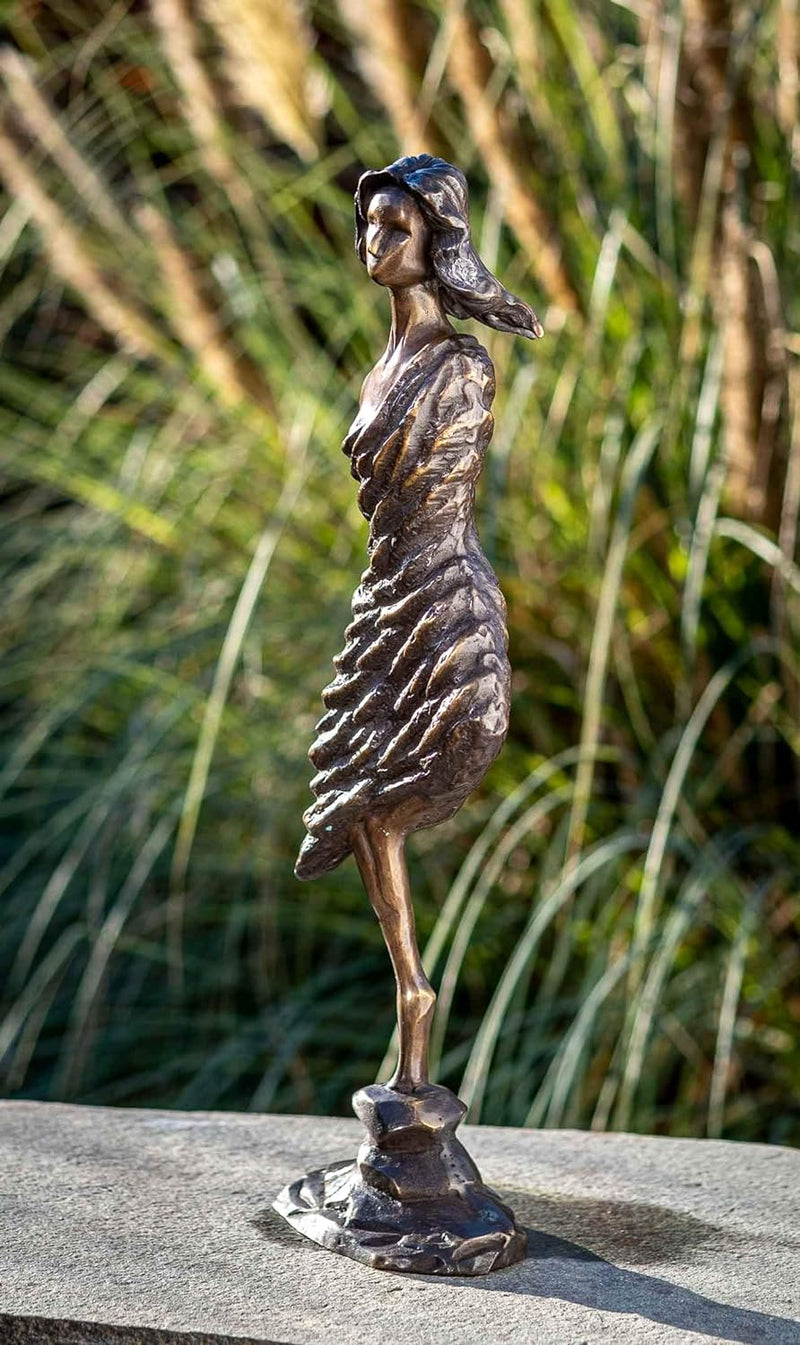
<box><xmin>273</xmin><ymin>1083</ymin><xmax>525</xmax><ymax>1276</ymax></box>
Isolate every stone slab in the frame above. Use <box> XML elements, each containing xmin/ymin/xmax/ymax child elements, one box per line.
<box><xmin>0</xmin><ymin>1100</ymin><xmax>798</xmax><ymax>1344</ymax></box>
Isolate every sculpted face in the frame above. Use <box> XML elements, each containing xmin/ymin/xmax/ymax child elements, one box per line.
<box><xmin>364</xmin><ymin>187</ymin><xmax>432</xmax><ymax>288</ymax></box>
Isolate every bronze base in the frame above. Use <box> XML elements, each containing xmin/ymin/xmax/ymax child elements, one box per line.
<box><xmin>273</xmin><ymin>1082</ymin><xmax>526</xmax><ymax>1276</ymax></box>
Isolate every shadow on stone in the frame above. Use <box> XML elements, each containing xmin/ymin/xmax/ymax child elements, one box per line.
<box><xmin>504</xmin><ymin>1189</ymin><xmax>737</xmax><ymax>1266</ymax></box>
<box><xmin>444</xmin><ymin>1188</ymin><xmax>800</xmax><ymax>1345</ymax></box>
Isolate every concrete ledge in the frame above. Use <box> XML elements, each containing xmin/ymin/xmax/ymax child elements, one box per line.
<box><xmin>0</xmin><ymin>1100</ymin><xmax>798</xmax><ymax>1344</ymax></box>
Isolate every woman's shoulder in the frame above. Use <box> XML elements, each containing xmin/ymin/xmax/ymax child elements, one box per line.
<box><xmin>434</xmin><ymin>330</ymin><xmax>492</xmax><ymax>366</ymax></box>
<box><xmin>430</xmin><ymin>332</ymin><xmax>495</xmax><ymax>403</ymax></box>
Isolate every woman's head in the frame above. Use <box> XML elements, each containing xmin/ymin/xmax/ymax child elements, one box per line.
<box><xmin>363</xmin><ymin>186</ymin><xmax>432</xmax><ymax>289</ymax></box>
<box><xmin>355</xmin><ymin>155</ymin><xmax>544</xmax><ymax>340</ymax></box>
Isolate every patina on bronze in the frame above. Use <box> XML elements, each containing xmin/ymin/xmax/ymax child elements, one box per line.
<box><xmin>274</xmin><ymin>155</ymin><xmax>543</xmax><ymax>1276</ymax></box>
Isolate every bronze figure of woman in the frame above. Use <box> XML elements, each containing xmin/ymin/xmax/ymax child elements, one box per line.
<box><xmin>278</xmin><ymin>156</ymin><xmax>542</xmax><ymax>1275</ymax></box>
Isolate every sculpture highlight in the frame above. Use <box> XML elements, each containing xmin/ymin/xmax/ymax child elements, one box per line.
<box><xmin>275</xmin><ymin>155</ymin><xmax>543</xmax><ymax>1275</ymax></box>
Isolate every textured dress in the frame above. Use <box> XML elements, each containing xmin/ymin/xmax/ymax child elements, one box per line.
<box><xmin>295</xmin><ymin>332</ymin><xmax>511</xmax><ymax>880</ymax></box>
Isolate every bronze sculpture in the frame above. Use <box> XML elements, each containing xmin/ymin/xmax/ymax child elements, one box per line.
<box><xmin>275</xmin><ymin>155</ymin><xmax>543</xmax><ymax>1275</ymax></box>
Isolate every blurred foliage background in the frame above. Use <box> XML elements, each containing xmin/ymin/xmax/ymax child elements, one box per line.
<box><xmin>0</xmin><ymin>0</ymin><xmax>798</xmax><ymax>1144</ymax></box>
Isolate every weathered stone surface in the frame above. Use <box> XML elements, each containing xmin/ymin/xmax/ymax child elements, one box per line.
<box><xmin>1</xmin><ymin>1100</ymin><xmax>799</xmax><ymax>1344</ymax></box>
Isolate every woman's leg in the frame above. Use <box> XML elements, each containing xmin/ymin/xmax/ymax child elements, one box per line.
<box><xmin>350</xmin><ymin>816</ymin><xmax>436</xmax><ymax>1089</ymax></box>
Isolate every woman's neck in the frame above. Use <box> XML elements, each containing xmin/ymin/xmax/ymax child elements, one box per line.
<box><xmin>387</xmin><ymin>282</ymin><xmax>452</xmax><ymax>357</ymax></box>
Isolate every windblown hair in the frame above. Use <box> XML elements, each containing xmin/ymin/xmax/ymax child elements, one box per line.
<box><xmin>355</xmin><ymin>154</ymin><xmax>544</xmax><ymax>340</ymax></box>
